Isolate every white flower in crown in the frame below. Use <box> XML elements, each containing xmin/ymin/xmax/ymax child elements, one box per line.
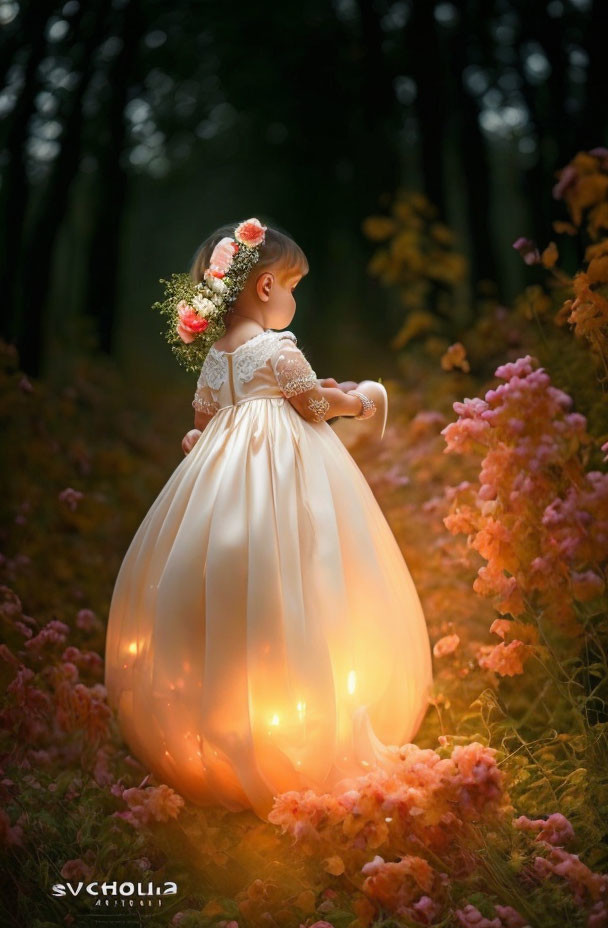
<box><xmin>234</xmin><ymin>217</ymin><xmax>267</xmax><ymax>247</ymax></box>
<box><xmin>206</xmin><ymin>275</ymin><xmax>228</xmax><ymax>294</ymax></box>
<box><xmin>192</xmin><ymin>295</ymin><xmax>215</xmax><ymax>315</ymax></box>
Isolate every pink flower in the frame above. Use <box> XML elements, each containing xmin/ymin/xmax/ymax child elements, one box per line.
<box><xmin>58</xmin><ymin>487</ymin><xmax>84</xmax><ymax>511</ymax></box>
<box><xmin>234</xmin><ymin>217</ymin><xmax>267</xmax><ymax>247</ymax></box>
<box><xmin>552</xmin><ymin>164</ymin><xmax>578</xmax><ymax>200</ymax></box>
<box><xmin>433</xmin><ymin>634</ymin><xmax>460</xmax><ymax>658</ymax></box>
<box><xmin>0</xmin><ymin>808</ymin><xmax>24</xmax><ymax>847</ymax></box>
<box><xmin>453</xmin><ymin>397</ymin><xmax>489</xmax><ymax>417</ymax></box>
<box><xmin>409</xmin><ymin>410</ymin><xmax>448</xmax><ymax>440</ymax></box>
<box><xmin>171</xmin><ymin>913</ymin><xmax>190</xmax><ymax>926</ymax></box>
<box><xmin>207</xmin><ymin>236</ymin><xmax>238</xmax><ymax>276</ymax></box>
<box><xmin>588</xmin><ymin>900</ymin><xmax>608</xmax><ymax>928</ymax></box>
<box><xmin>76</xmin><ymin>608</ymin><xmax>98</xmax><ymax>632</ymax></box>
<box><xmin>94</xmin><ymin>747</ymin><xmax>114</xmax><ymax>787</ymax></box>
<box><xmin>493</xmin><ymin>905</ymin><xmax>528</xmax><ymax>927</ymax></box>
<box><xmin>54</xmin><ymin>678</ymin><xmax>111</xmax><ymax>743</ymax></box>
<box><xmin>514</xmin><ymin>812</ymin><xmax>575</xmax><ymax>847</ymax></box>
<box><xmin>494</xmin><ymin>355</ymin><xmax>536</xmax><ymax>381</ymax></box>
<box><xmin>478</xmin><ymin>640</ymin><xmax>529</xmax><ymax>676</ymax></box>
<box><xmin>25</xmin><ymin>620</ymin><xmax>70</xmax><ymax>654</ymax></box>
<box><xmin>115</xmin><ymin>783</ymin><xmax>185</xmax><ymax>828</ymax></box>
<box><xmin>513</xmin><ymin>237</ymin><xmax>541</xmax><ymax>265</ymax></box>
<box><xmin>451</xmin><ymin>742</ymin><xmax>504</xmax><ymax>800</ymax></box>
<box><xmin>60</xmin><ymin>858</ymin><xmax>94</xmax><ymax>882</ymax></box>
<box><xmin>441</xmin><ymin>416</ymin><xmax>490</xmax><ymax>454</ymax></box>
<box><xmin>533</xmin><ymin>846</ymin><xmax>608</xmax><ymax>904</ymax></box>
<box><xmin>145</xmin><ymin>783</ymin><xmax>185</xmax><ymax>821</ymax></box>
<box><xmin>412</xmin><ymin>895</ymin><xmax>442</xmax><ymax>923</ymax></box>
<box><xmin>59</xmin><ymin>662</ymin><xmax>78</xmax><ymax>683</ymax></box>
<box><xmin>571</xmin><ymin>569</ymin><xmax>604</xmax><ymax>602</ymax></box>
<box><xmin>176</xmin><ymin>323</ymin><xmax>196</xmax><ymax>343</ymax></box>
<box><xmin>62</xmin><ymin>646</ymin><xmax>104</xmax><ymax>675</ymax></box>
<box><xmin>176</xmin><ymin>300</ymin><xmax>208</xmax><ymax>344</ymax></box>
<box><xmin>455</xmin><ymin>904</ymin><xmax>501</xmax><ymax>927</ymax></box>
<box><xmin>361</xmin><ymin>855</ymin><xmax>437</xmax><ymax>913</ymax></box>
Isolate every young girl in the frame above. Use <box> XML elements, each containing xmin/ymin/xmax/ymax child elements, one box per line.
<box><xmin>104</xmin><ymin>218</ymin><xmax>433</xmax><ymax>820</ymax></box>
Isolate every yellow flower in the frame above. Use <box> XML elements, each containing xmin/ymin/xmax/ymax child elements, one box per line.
<box><xmin>588</xmin><ymin>200</ymin><xmax>608</xmax><ymax>240</ymax></box>
<box><xmin>541</xmin><ymin>241</ymin><xmax>559</xmax><ymax>268</ymax></box>
<box><xmin>430</xmin><ymin>222</ymin><xmax>454</xmax><ymax>245</ymax></box>
<box><xmin>514</xmin><ymin>285</ymin><xmax>552</xmax><ymax>320</ymax></box>
<box><xmin>391</xmin><ymin>310</ymin><xmax>436</xmax><ymax>349</ymax></box>
<box><xmin>361</xmin><ymin>216</ymin><xmax>397</xmax><ymax>241</ymax></box>
<box><xmin>323</xmin><ymin>855</ymin><xmax>345</xmax><ymax>875</ymax></box>
<box><xmin>201</xmin><ymin>900</ymin><xmax>225</xmax><ymax>917</ymax></box>
<box><xmin>441</xmin><ymin>342</ymin><xmax>471</xmax><ymax>373</ymax></box>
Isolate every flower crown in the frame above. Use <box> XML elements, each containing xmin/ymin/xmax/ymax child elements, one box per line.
<box><xmin>152</xmin><ymin>217</ymin><xmax>267</xmax><ymax>373</ymax></box>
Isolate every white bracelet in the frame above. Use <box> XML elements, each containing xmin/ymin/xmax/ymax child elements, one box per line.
<box><xmin>347</xmin><ymin>389</ymin><xmax>376</xmax><ymax>420</ymax></box>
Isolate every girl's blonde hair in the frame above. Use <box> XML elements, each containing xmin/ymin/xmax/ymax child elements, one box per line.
<box><xmin>189</xmin><ymin>221</ymin><xmax>309</xmax><ymax>290</ymax></box>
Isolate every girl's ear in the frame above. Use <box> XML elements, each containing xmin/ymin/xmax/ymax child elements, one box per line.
<box><xmin>255</xmin><ymin>271</ymin><xmax>274</xmax><ymax>302</ymax></box>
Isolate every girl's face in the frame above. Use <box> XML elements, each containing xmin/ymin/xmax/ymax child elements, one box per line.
<box><xmin>256</xmin><ymin>263</ymin><xmax>305</xmax><ymax>329</ymax></box>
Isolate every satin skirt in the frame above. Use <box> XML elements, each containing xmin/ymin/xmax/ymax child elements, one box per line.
<box><xmin>104</xmin><ymin>396</ymin><xmax>433</xmax><ymax>819</ymax></box>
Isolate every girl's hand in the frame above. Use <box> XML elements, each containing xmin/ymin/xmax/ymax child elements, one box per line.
<box><xmin>337</xmin><ymin>380</ymin><xmax>359</xmax><ymax>393</ymax></box>
<box><xmin>182</xmin><ymin>429</ymin><xmax>202</xmax><ymax>455</ymax></box>
<box><xmin>318</xmin><ymin>377</ymin><xmax>340</xmax><ymax>389</ymax></box>
<box><xmin>318</xmin><ymin>378</ymin><xmax>359</xmax><ymax>393</ymax></box>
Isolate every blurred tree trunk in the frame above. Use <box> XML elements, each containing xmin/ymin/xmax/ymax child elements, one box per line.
<box><xmin>514</xmin><ymin>1</ymin><xmax>572</xmax><ymax>242</ymax></box>
<box><xmin>16</xmin><ymin>0</ymin><xmax>110</xmax><ymax>376</ymax></box>
<box><xmin>532</xmin><ymin>7</ymin><xmax>571</xmax><ymax>165</ymax></box>
<box><xmin>448</xmin><ymin>0</ymin><xmax>498</xmax><ymax>294</ymax></box>
<box><xmin>0</xmin><ymin>0</ymin><xmax>58</xmax><ymax>345</ymax></box>
<box><xmin>513</xmin><ymin>20</ymin><xmax>549</xmax><ymax>246</ymax></box>
<box><xmin>406</xmin><ymin>0</ymin><xmax>447</xmax><ymax>218</ymax></box>
<box><xmin>83</xmin><ymin>0</ymin><xmax>144</xmax><ymax>354</ymax></box>
<box><xmin>354</xmin><ymin>0</ymin><xmax>402</xmax><ymax>211</ymax></box>
<box><xmin>351</xmin><ymin>0</ymin><xmax>403</xmax><ymax>335</ymax></box>
<box><xmin>0</xmin><ymin>0</ymin><xmax>55</xmax><ymax>99</ymax></box>
<box><xmin>579</xmin><ymin>0</ymin><xmax>608</xmax><ymax>150</ymax></box>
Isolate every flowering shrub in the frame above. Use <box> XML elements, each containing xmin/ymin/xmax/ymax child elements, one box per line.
<box><xmin>111</xmin><ymin>782</ymin><xmax>185</xmax><ymax>827</ymax></box>
<box><xmin>362</xmin><ymin>190</ymin><xmax>468</xmax><ymax>349</ymax></box>
<box><xmin>268</xmin><ymin>738</ymin><xmax>511</xmax><ymax>916</ymax></box>
<box><xmin>442</xmin><ymin>354</ymin><xmax>606</xmax><ymax>646</ymax></box>
<box><xmin>0</xmin><ymin>586</ymin><xmax>111</xmax><ymax>753</ymax></box>
<box><xmin>361</xmin><ymin>854</ymin><xmax>444</xmax><ymax>921</ymax></box>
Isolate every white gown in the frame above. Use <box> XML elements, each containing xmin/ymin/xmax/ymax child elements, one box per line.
<box><xmin>104</xmin><ymin>328</ymin><xmax>433</xmax><ymax>819</ymax></box>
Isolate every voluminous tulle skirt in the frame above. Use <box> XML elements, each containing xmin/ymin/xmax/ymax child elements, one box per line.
<box><xmin>104</xmin><ymin>396</ymin><xmax>433</xmax><ymax>819</ymax></box>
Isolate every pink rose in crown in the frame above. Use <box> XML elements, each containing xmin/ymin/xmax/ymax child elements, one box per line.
<box><xmin>207</xmin><ymin>236</ymin><xmax>237</xmax><ymax>278</ymax></box>
<box><xmin>234</xmin><ymin>217</ymin><xmax>267</xmax><ymax>247</ymax></box>
<box><xmin>176</xmin><ymin>300</ymin><xmax>209</xmax><ymax>343</ymax></box>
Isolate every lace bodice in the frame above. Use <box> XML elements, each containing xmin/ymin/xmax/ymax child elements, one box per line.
<box><xmin>192</xmin><ymin>329</ymin><xmax>319</xmax><ymax>417</ymax></box>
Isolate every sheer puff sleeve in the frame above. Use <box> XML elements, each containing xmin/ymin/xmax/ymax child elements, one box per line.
<box><xmin>271</xmin><ymin>334</ymin><xmax>330</xmax><ymax>422</ymax></box>
<box><xmin>192</xmin><ymin>370</ymin><xmax>220</xmax><ymax>418</ymax></box>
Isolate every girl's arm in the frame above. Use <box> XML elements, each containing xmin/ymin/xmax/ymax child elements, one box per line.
<box><xmin>182</xmin><ymin>410</ymin><xmax>213</xmax><ymax>455</ymax></box>
<box><xmin>272</xmin><ymin>340</ymin><xmax>369</xmax><ymax>423</ymax></box>
<box><xmin>288</xmin><ymin>383</ymin><xmax>367</xmax><ymax>422</ymax></box>
<box><xmin>194</xmin><ymin>410</ymin><xmax>214</xmax><ymax>432</ymax></box>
